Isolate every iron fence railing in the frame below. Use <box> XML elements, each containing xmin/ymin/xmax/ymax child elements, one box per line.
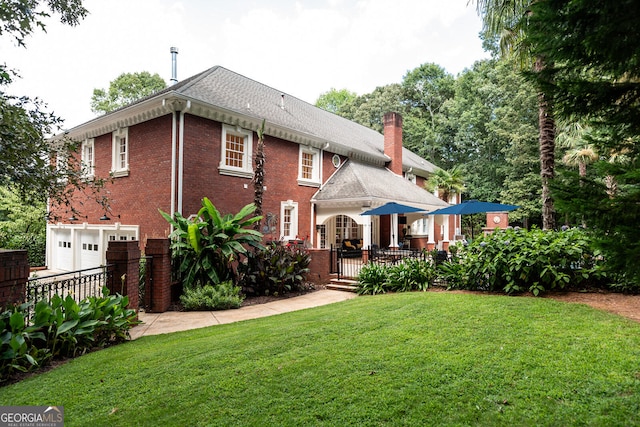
<box><xmin>26</xmin><ymin>265</ymin><xmax>114</xmax><ymax>307</ymax></box>
<box><xmin>331</xmin><ymin>247</ymin><xmax>429</xmax><ymax>280</ymax></box>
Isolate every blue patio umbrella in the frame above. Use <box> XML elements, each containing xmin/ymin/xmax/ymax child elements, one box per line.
<box><xmin>425</xmin><ymin>200</ymin><xmax>519</xmax><ymax>240</ymax></box>
<box><xmin>361</xmin><ymin>202</ymin><xmax>426</xmax><ymax>216</ymax></box>
<box><xmin>425</xmin><ymin>200</ymin><xmax>519</xmax><ymax>216</ymax></box>
<box><xmin>361</xmin><ymin>202</ymin><xmax>426</xmax><ymax>247</ymax></box>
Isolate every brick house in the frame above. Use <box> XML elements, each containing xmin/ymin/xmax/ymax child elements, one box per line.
<box><xmin>46</xmin><ymin>66</ymin><xmax>456</xmax><ymax>271</ymax></box>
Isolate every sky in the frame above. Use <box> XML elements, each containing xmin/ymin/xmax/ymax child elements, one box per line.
<box><xmin>2</xmin><ymin>0</ymin><xmax>490</xmax><ymax>129</ymax></box>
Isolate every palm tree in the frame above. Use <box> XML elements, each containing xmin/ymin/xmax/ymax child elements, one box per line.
<box><xmin>557</xmin><ymin>121</ymin><xmax>598</xmax><ymax>177</ymax></box>
<box><xmin>425</xmin><ymin>166</ymin><xmax>466</xmax><ymax>203</ymax></box>
<box><xmin>473</xmin><ymin>0</ymin><xmax>557</xmax><ymax>230</ymax></box>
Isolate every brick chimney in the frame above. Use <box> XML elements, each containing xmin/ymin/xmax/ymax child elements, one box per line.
<box><xmin>383</xmin><ymin>112</ymin><xmax>403</xmax><ymax>176</ymax></box>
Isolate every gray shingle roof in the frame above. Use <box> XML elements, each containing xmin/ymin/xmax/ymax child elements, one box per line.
<box><xmin>163</xmin><ymin>66</ymin><xmax>440</xmax><ymax>176</ymax></box>
<box><xmin>71</xmin><ymin>66</ymin><xmax>440</xmax><ymax>177</ymax></box>
<box><xmin>312</xmin><ymin>160</ymin><xmax>448</xmax><ymax>211</ymax></box>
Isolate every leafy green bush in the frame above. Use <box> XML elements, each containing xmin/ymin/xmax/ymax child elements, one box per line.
<box><xmin>444</xmin><ymin>227</ymin><xmax>609</xmax><ymax>295</ymax></box>
<box><xmin>386</xmin><ymin>258</ymin><xmax>434</xmax><ymax>292</ymax></box>
<box><xmin>179</xmin><ymin>282</ymin><xmax>245</xmax><ymax>311</ymax></box>
<box><xmin>238</xmin><ymin>244</ymin><xmax>311</xmax><ymax>296</ymax></box>
<box><xmin>356</xmin><ymin>262</ymin><xmax>389</xmax><ymax>295</ymax></box>
<box><xmin>358</xmin><ymin>258</ymin><xmax>435</xmax><ymax>295</ymax></box>
<box><xmin>1</xmin><ymin>289</ymin><xmax>139</xmax><ymax>381</ymax></box>
<box><xmin>0</xmin><ymin>232</ymin><xmax>46</xmax><ymax>267</ymax></box>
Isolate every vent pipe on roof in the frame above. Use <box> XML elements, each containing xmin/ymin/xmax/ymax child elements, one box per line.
<box><xmin>170</xmin><ymin>47</ymin><xmax>179</xmax><ymax>85</ymax></box>
<box><xmin>280</xmin><ymin>93</ymin><xmax>285</xmax><ymax>109</ymax></box>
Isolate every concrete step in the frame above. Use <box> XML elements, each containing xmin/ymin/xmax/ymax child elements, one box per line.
<box><xmin>326</xmin><ymin>279</ymin><xmax>358</xmax><ymax>292</ymax></box>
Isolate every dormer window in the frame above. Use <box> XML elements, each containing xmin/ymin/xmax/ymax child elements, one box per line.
<box><xmin>111</xmin><ymin>128</ymin><xmax>129</xmax><ymax>177</ymax></box>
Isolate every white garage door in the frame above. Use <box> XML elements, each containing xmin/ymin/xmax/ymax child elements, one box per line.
<box><xmin>52</xmin><ymin>229</ymin><xmax>73</xmax><ymax>271</ymax></box>
<box><xmin>79</xmin><ymin>231</ymin><xmax>101</xmax><ymax>270</ymax></box>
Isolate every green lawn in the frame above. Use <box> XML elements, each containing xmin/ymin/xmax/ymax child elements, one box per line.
<box><xmin>2</xmin><ymin>292</ymin><xmax>640</xmax><ymax>426</ymax></box>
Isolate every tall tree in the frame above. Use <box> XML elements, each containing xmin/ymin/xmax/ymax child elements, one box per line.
<box><xmin>315</xmin><ymin>88</ymin><xmax>357</xmax><ymax>115</ymax></box>
<box><xmin>0</xmin><ymin>0</ymin><xmax>88</xmax><ymax>47</ymax></box>
<box><xmin>556</xmin><ymin>121</ymin><xmax>597</xmax><ymax>178</ymax></box>
<box><xmin>1</xmin><ymin>0</ymin><xmax>94</xmax><ymax>209</ymax></box>
<box><xmin>473</xmin><ymin>0</ymin><xmax>558</xmax><ymax>230</ymax></box>
<box><xmin>425</xmin><ymin>166</ymin><xmax>466</xmax><ymax>203</ymax></box>
<box><xmin>401</xmin><ymin>63</ymin><xmax>455</xmax><ymax>164</ymax></box>
<box><xmin>91</xmin><ymin>72</ymin><xmax>166</xmax><ymax>114</ymax></box>
<box><xmin>440</xmin><ymin>58</ymin><xmax>541</xmax><ymax>226</ymax></box>
<box><xmin>342</xmin><ymin>84</ymin><xmax>405</xmax><ymax>133</ymax></box>
<box><xmin>525</xmin><ymin>0</ymin><xmax>640</xmax><ymax>285</ymax></box>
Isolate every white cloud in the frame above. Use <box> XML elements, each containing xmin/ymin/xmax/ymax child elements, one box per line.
<box><xmin>2</xmin><ymin>0</ymin><xmax>489</xmax><ymax>128</ymax></box>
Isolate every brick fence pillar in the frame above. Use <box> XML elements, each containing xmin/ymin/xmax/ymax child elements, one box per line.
<box><xmin>145</xmin><ymin>238</ymin><xmax>172</xmax><ymax>313</ymax></box>
<box><xmin>306</xmin><ymin>249</ymin><xmax>332</xmax><ymax>287</ymax></box>
<box><xmin>0</xmin><ymin>249</ymin><xmax>28</xmax><ymax>309</ymax></box>
<box><xmin>106</xmin><ymin>241</ymin><xmax>140</xmax><ymax>311</ymax></box>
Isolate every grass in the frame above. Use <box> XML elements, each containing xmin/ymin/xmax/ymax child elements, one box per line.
<box><xmin>2</xmin><ymin>292</ymin><xmax>640</xmax><ymax>426</ymax></box>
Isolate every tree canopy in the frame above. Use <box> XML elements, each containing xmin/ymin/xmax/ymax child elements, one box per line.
<box><xmin>90</xmin><ymin>71</ymin><xmax>167</xmax><ymax>114</ymax></box>
<box><xmin>0</xmin><ymin>0</ymin><xmax>88</xmax><ymax>47</ymax></box>
<box><xmin>0</xmin><ymin>0</ymin><xmax>95</xmax><ymax>208</ymax></box>
<box><xmin>524</xmin><ymin>0</ymin><xmax>640</xmax><ymax>285</ymax></box>
<box><xmin>315</xmin><ymin>88</ymin><xmax>357</xmax><ymax>115</ymax></box>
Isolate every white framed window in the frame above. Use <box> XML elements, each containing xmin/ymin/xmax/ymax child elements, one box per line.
<box><xmin>219</xmin><ymin>124</ymin><xmax>253</xmax><ymax>178</ymax></box>
<box><xmin>111</xmin><ymin>128</ymin><xmax>129</xmax><ymax>177</ymax></box>
<box><xmin>81</xmin><ymin>138</ymin><xmax>95</xmax><ymax>178</ymax></box>
<box><xmin>298</xmin><ymin>146</ymin><xmax>320</xmax><ymax>186</ymax></box>
<box><xmin>280</xmin><ymin>200</ymin><xmax>298</xmax><ymax>240</ymax></box>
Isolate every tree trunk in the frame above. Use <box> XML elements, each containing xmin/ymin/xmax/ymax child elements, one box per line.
<box><xmin>536</xmin><ymin>57</ymin><xmax>556</xmax><ymax>230</ymax></box>
<box><xmin>253</xmin><ymin>120</ymin><xmax>266</xmax><ymax>232</ymax></box>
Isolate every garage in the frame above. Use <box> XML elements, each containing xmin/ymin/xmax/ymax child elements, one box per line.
<box><xmin>52</xmin><ymin>229</ymin><xmax>73</xmax><ymax>271</ymax></box>
<box><xmin>47</xmin><ymin>224</ymin><xmax>139</xmax><ymax>272</ymax></box>
<box><xmin>79</xmin><ymin>230</ymin><xmax>101</xmax><ymax>270</ymax></box>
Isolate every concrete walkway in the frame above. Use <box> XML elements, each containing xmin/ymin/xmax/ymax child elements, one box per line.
<box><xmin>129</xmin><ymin>290</ymin><xmax>357</xmax><ymax>339</ymax></box>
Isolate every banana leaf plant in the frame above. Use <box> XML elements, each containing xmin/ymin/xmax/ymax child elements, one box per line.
<box><xmin>160</xmin><ymin>199</ymin><xmax>264</xmax><ymax>288</ymax></box>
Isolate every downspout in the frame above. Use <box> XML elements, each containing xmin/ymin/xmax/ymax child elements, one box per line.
<box><xmin>177</xmin><ymin>101</ymin><xmax>191</xmax><ymax>214</ymax></box>
<box><xmin>170</xmin><ymin>110</ymin><xmax>177</xmax><ymax>228</ymax></box>
<box><xmin>310</xmin><ymin>203</ymin><xmax>315</xmax><ymax>248</ymax></box>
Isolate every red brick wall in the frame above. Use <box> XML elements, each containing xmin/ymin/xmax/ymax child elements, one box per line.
<box><xmin>306</xmin><ymin>249</ymin><xmax>331</xmax><ymax>286</ymax></box>
<box><xmin>54</xmin><ymin>112</ymin><xmax>341</xmax><ymax>251</ymax></box>
<box><xmin>144</xmin><ymin>238</ymin><xmax>171</xmax><ymax>312</ymax></box>
<box><xmin>180</xmin><ymin>114</ymin><xmax>334</xmax><ymax>243</ymax></box>
<box><xmin>0</xmin><ymin>249</ymin><xmax>28</xmax><ymax>308</ymax></box>
<box><xmin>105</xmin><ymin>241</ymin><xmax>140</xmax><ymax>310</ymax></box>
<box><xmin>50</xmin><ymin>115</ymin><xmax>174</xmax><ymax>247</ymax></box>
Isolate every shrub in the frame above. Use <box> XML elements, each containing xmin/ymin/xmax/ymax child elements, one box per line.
<box><xmin>238</xmin><ymin>244</ymin><xmax>311</xmax><ymax>296</ymax></box>
<box><xmin>444</xmin><ymin>227</ymin><xmax>609</xmax><ymax>295</ymax></box>
<box><xmin>180</xmin><ymin>282</ymin><xmax>244</xmax><ymax>311</ymax></box>
<box><xmin>1</xmin><ymin>289</ymin><xmax>139</xmax><ymax>381</ymax></box>
<box><xmin>386</xmin><ymin>258</ymin><xmax>434</xmax><ymax>292</ymax></box>
<box><xmin>0</xmin><ymin>232</ymin><xmax>45</xmax><ymax>267</ymax></box>
<box><xmin>356</xmin><ymin>262</ymin><xmax>389</xmax><ymax>295</ymax></box>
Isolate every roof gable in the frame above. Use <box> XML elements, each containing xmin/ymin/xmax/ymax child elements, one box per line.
<box><xmin>312</xmin><ymin>160</ymin><xmax>448</xmax><ymax>211</ymax></box>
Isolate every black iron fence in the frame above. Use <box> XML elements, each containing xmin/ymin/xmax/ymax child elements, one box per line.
<box><xmin>26</xmin><ymin>265</ymin><xmax>114</xmax><ymax>306</ymax></box>
<box><xmin>331</xmin><ymin>246</ymin><xmax>430</xmax><ymax>280</ymax></box>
